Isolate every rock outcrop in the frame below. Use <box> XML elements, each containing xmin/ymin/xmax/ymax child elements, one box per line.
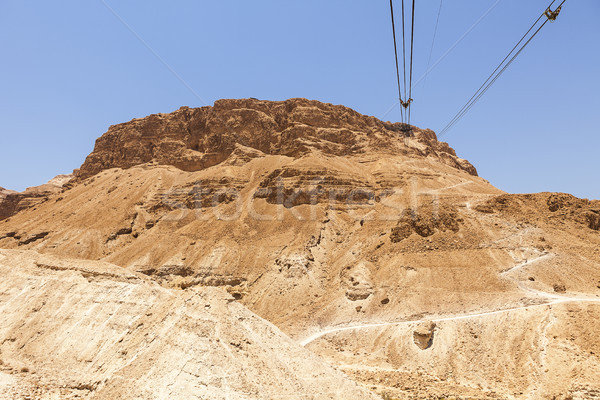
<box><xmin>474</xmin><ymin>192</ymin><xmax>600</xmax><ymax>231</ymax></box>
<box><xmin>77</xmin><ymin>98</ymin><xmax>477</xmax><ymax>180</ymax></box>
<box><xmin>0</xmin><ymin>174</ymin><xmax>73</xmax><ymax>221</ymax></box>
<box><xmin>413</xmin><ymin>321</ymin><xmax>436</xmax><ymax>350</ymax></box>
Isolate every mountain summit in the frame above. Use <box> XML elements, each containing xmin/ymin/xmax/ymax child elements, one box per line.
<box><xmin>1</xmin><ymin>99</ymin><xmax>599</xmax><ymax>399</ymax></box>
<box><xmin>77</xmin><ymin>98</ymin><xmax>477</xmax><ymax>179</ymax></box>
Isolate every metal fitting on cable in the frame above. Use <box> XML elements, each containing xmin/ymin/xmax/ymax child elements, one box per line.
<box><xmin>545</xmin><ymin>6</ymin><xmax>561</xmax><ymax>21</ymax></box>
<box><xmin>400</xmin><ymin>98</ymin><xmax>413</xmax><ymax>109</ymax></box>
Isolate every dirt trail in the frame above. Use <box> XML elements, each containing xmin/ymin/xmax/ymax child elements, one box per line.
<box><xmin>300</xmin><ymin>252</ymin><xmax>600</xmax><ymax>346</ymax></box>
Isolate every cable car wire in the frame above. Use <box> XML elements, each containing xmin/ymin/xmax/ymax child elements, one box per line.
<box><xmin>439</xmin><ymin>0</ymin><xmax>566</xmax><ymax>138</ymax></box>
<box><xmin>401</xmin><ymin>0</ymin><xmax>408</xmax><ymax>105</ymax></box>
<box><xmin>389</xmin><ymin>0</ymin><xmax>405</xmax><ymax>122</ymax></box>
<box><xmin>380</xmin><ymin>0</ymin><xmax>502</xmax><ymax>122</ymax></box>
<box><xmin>408</xmin><ymin>0</ymin><xmax>416</xmax><ymax>125</ymax></box>
<box><xmin>424</xmin><ymin>0</ymin><xmax>443</xmax><ymax>88</ymax></box>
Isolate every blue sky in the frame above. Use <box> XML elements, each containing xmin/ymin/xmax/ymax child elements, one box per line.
<box><xmin>1</xmin><ymin>1</ymin><xmax>598</xmax><ymax>199</ymax></box>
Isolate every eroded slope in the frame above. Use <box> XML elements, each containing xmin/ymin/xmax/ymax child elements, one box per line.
<box><xmin>0</xmin><ymin>250</ymin><xmax>378</xmax><ymax>400</ymax></box>
<box><xmin>1</xmin><ymin>99</ymin><xmax>599</xmax><ymax>399</ymax></box>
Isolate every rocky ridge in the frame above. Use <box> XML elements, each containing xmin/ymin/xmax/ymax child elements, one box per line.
<box><xmin>77</xmin><ymin>98</ymin><xmax>477</xmax><ymax>180</ymax></box>
<box><xmin>0</xmin><ymin>174</ymin><xmax>73</xmax><ymax>221</ymax></box>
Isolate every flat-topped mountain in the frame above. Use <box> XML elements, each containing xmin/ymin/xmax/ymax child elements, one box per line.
<box><xmin>0</xmin><ymin>99</ymin><xmax>599</xmax><ymax>399</ymax></box>
<box><xmin>77</xmin><ymin>98</ymin><xmax>477</xmax><ymax>180</ymax></box>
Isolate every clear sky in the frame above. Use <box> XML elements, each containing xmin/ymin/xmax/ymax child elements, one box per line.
<box><xmin>1</xmin><ymin>1</ymin><xmax>598</xmax><ymax>199</ymax></box>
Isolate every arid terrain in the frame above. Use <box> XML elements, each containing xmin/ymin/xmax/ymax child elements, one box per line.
<box><xmin>0</xmin><ymin>98</ymin><xmax>599</xmax><ymax>399</ymax></box>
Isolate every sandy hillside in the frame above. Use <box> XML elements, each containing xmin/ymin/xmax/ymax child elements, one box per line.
<box><xmin>0</xmin><ymin>98</ymin><xmax>599</xmax><ymax>399</ymax></box>
<box><xmin>0</xmin><ymin>249</ymin><xmax>378</xmax><ymax>400</ymax></box>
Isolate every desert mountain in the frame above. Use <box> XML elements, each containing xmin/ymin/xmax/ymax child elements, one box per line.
<box><xmin>0</xmin><ymin>174</ymin><xmax>73</xmax><ymax>220</ymax></box>
<box><xmin>76</xmin><ymin>98</ymin><xmax>477</xmax><ymax>180</ymax></box>
<box><xmin>1</xmin><ymin>99</ymin><xmax>599</xmax><ymax>399</ymax></box>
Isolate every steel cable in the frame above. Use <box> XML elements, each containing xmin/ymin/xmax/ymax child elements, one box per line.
<box><xmin>439</xmin><ymin>0</ymin><xmax>566</xmax><ymax>137</ymax></box>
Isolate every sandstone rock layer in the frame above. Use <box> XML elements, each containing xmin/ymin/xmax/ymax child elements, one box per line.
<box><xmin>77</xmin><ymin>98</ymin><xmax>477</xmax><ymax>180</ymax></box>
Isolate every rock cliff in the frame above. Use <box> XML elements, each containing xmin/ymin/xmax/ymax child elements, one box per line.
<box><xmin>0</xmin><ymin>175</ymin><xmax>73</xmax><ymax>221</ymax></box>
<box><xmin>77</xmin><ymin>98</ymin><xmax>477</xmax><ymax>179</ymax></box>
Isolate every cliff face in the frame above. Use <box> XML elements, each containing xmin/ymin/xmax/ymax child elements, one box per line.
<box><xmin>77</xmin><ymin>98</ymin><xmax>477</xmax><ymax>179</ymax></box>
<box><xmin>0</xmin><ymin>175</ymin><xmax>73</xmax><ymax>221</ymax></box>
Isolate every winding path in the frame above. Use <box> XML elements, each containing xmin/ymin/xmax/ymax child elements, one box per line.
<box><xmin>300</xmin><ymin>252</ymin><xmax>600</xmax><ymax>346</ymax></box>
